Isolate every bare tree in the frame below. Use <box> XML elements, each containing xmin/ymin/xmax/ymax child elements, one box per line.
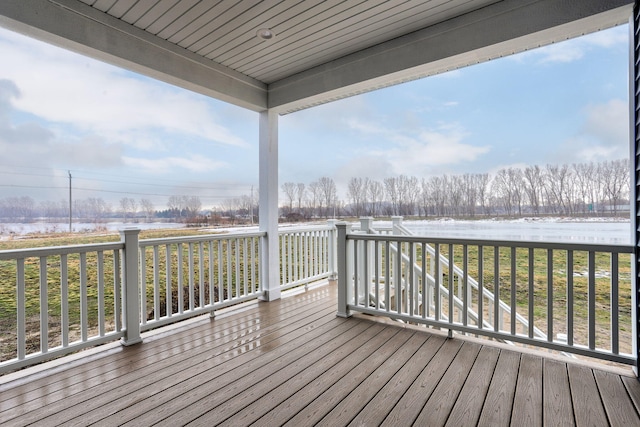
<box><xmin>119</xmin><ymin>197</ymin><xmax>137</xmax><ymax>221</ymax></box>
<box><xmin>296</xmin><ymin>183</ymin><xmax>306</xmax><ymax>213</ymax></box>
<box><xmin>347</xmin><ymin>177</ymin><xmax>366</xmax><ymax>217</ymax></box>
<box><xmin>281</xmin><ymin>182</ymin><xmax>297</xmax><ymax>215</ymax></box>
<box><xmin>139</xmin><ymin>198</ymin><xmax>155</xmax><ymax>222</ymax></box>
<box><xmin>366</xmin><ymin>179</ymin><xmax>384</xmax><ymax>217</ymax></box>
<box><xmin>317</xmin><ymin>176</ymin><xmax>337</xmax><ymax>218</ymax></box>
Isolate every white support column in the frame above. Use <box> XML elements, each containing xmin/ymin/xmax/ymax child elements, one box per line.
<box><xmin>391</xmin><ymin>216</ymin><xmax>403</xmax><ymax>235</ymax></box>
<box><xmin>120</xmin><ymin>228</ymin><xmax>142</xmax><ymax>346</ymax></box>
<box><xmin>259</xmin><ymin>109</ymin><xmax>281</xmax><ymax>301</ymax></box>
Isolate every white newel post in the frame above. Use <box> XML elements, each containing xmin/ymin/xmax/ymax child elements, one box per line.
<box><xmin>359</xmin><ymin>216</ymin><xmax>373</xmax><ymax>233</ymax></box>
<box><xmin>120</xmin><ymin>228</ymin><xmax>142</xmax><ymax>346</ymax></box>
<box><xmin>259</xmin><ymin>109</ymin><xmax>281</xmax><ymax>301</ymax></box>
<box><xmin>391</xmin><ymin>216</ymin><xmax>403</xmax><ymax>234</ymax></box>
<box><xmin>336</xmin><ymin>223</ymin><xmax>351</xmax><ymax>318</ymax></box>
<box><xmin>327</xmin><ymin>219</ymin><xmax>338</xmax><ymax>280</ymax></box>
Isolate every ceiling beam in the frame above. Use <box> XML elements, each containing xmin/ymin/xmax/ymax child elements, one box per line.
<box><xmin>269</xmin><ymin>0</ymin><xmax>633</xmax><ymax>114</ymax></box>
<box><xmin>0</xmin><ymin>0</ymin><xmax>268</xmax><ymax>111</ymax></box>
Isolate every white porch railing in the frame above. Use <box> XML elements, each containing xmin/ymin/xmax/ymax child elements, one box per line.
<box><xmin>279</xmin><ymin>222</ymin><xmax>337</xmax><ymax>291</ymax></box>
<box><xmin>336</xmin><ymin>222</ymin><xmax>636</xmax><ymax>365</ymax></box>
<box><xmin>0</xmin><ymin>223</ymin><xmax>335</xmax><ymax>374</ymax></box>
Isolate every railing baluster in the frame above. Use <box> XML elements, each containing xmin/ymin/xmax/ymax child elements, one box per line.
<box><xmin>547</xmin><ymin>249</ymin><xmax>553</xmax><ymax>342</ymax></box>
<box><xmin>165</xmin><ymin>244</ymin><xmax>172</xmax><ymax>317</ymax></box>
<box><xmin>39</xmin><ymin>256</ymin><xmax>48</xmax><ymax>353</ymax></box>
<box><xmin>353</xmin><ymin>238</ymin><xmax>359</xmax><ymax>307</ymax></box>
<box><xmin>364</xmin><ymin>239</ymin><xmax>369</xmax><ymax>308</ymax></box>
<box><xmin>511</xmin><ymin>247</ymin><xmax>516</xmax><ymax>336</ymax></box>
<box><xmin>61</xmin><ymin>254</ymin><xmax>69</xmax><ymax>346</ymax></box>
<box><xmin>235</xmin><ymin>238</ymin><xmax>241</xmax><ymax>298</ymax></box>
<box><xmin>199</xmin><ymin>242</ymin><xmax>205</xmax><ymax>307</ymax></box>
<box><xmin>463</xmin><ymin>244</ymin><xmax>468</xmax><ymax>326</ymax></box>
<box><xmin>140</xmin><ymin>247</ymin><xmax>147</xmax><ymax>325</ymax></box>
<box><xmin>188</xmin><ymin>243</ymin><xmax>195</xmax><ymax>310</ymax></box>
<box><xmin>17</xmin><ymin>258</ymin><xmax>26</xmax><ymax>360</ymax></box>
<box><xmin>435</xmin><ymin>244</ymin><xmax>440</xmax><ymax>321</ymax></box>
<box><xmin>113</xmin><ymin>250</ymin><xmax>120</xmax><ymax>332</ymax></box>
<box><xmin>226</xmin><ymin>239</ymin><xmax>232</xmax><ymax>300</ymax></box>
<box><xmin>588</xmin><ymin>250</ymin><xmax>596</xmax><ymax>350</ymax></box>
<box><xmin>153</xmin><ymin>245</ymin><xmax>160</xmax><ymax>320</ymax></box>
<box><xmin>409</xmin><ymin>242</ymin><xmax>414</xmax><ymax>316</ymax></box>
<box><xmin>177</xmin><ymin>243</ymin><xmax>184</xmax><ymax>314</ymax></box>
<box><xmin>494</xmin><ymin>246</ymin><xmax>499</xmax><ymax>333</ymax></box>
<box><xmin>449</xmin><ymin>244</ymin><xmax>454</xmax><ymax>328</ymax></box>
<box><xmin>217</xmin><ymin>240</ymin><xmax>223</xmax><ymax>301</ymax></box>
<box><xmin>385</xmin><ymin>240</ymin><xmax>391</xmax><ymax>313</ymax></box>
<box><xmin>209</xmin><ymin>241</ymin><xmax>215</xmax><ymax>306</ymax></box>
<box><xmin>567</xmin><ymin>250</ymin><xmax>573</xmax><ymax>346</ymax></box>
<box><xmin>529</xmin><ymin>248</ymin><xmax>534</xmax><ymax>339</ymax></box>
<box><xmin>478</xmin><ymin>245</ymin><xmax>483</xmax><ymax>329</ymax></box>
<box><xmin>375</xmin><ymin>240</ymin><xmax>380</xmax><ymax>310</ymax></box>
<box><xmin>422</xmin><ymin>242</ymin><xmax>427</xmax><ymax>319</ymax></box>
<box><xmin>97</xmin><ymin>251</ymin><xmax>105</xmax><ymax>337</ymax></box>
<box><xmin>80</xmin><ymin>252</ymin><xmax>88</xmax><ymax>342</ymax></box>
<box><xmin>611</xmin><ymin>252</ymin><xmax>619</xmax><ymax>354</ymax></box>
<box><xmin>243</xmin><ymin>238</ymin><xmax>248</xmax><ymax>297</ymax></box>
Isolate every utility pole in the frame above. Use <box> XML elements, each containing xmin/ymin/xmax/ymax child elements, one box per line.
<box><xmin>68</xmin><ymin>170</ymin><xmax>72</xmax><ymax>232</ymax></box>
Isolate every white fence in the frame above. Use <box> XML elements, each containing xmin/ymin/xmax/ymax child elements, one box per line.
<box><xmin>336</xmin><ymin>222</ymin><xmax>636</xmax><ymax>365</ymax></box>
<box><xmin>0</xmin><ymin>224</ymin><xmax>335</xmax><ymax>373</ymax></box>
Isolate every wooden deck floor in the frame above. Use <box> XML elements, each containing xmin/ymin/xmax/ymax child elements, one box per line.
<box><xmin>1</xmin><ymin>283</ymin><xmax>640</xmax><ymax>426</ymax></box>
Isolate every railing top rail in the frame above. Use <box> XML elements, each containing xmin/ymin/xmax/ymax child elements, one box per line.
<box><xmin>278</xmin><ymin>224</ymin><xmax>334</xmax><ymax>234</ymax></box>
<box><xmin>0</xmin><ymin>242</ymin><xmax>125</xmax><ymax>260</ymax></box>
<box><xmin>346</xmin><ymin>232</ymin><xmax>634</xmax><ymax>253</ymax></box>
<box><xmin>139</xmin><ymin>230</ymin><xmax>266</xmax><ymax>246</ymax></box>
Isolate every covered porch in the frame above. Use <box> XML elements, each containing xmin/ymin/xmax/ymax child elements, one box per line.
<box><xmin>2</xmin><ymin>283</ymin><xmax>640</xmax><ymax>426</ymax></box>
<box><xmin>1</xmin><ymin>0</ymin><xmax>640</xmax><ymax>425</ymax></box>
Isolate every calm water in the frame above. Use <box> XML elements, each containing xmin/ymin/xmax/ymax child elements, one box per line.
<box><xmin>402</xmin><ymin>219</ymin><xmax>631</xmax><ymax>244</ymax></box>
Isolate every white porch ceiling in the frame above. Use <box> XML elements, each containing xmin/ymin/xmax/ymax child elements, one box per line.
<box><xmin>0</xmin><ymin>0</ymin><xmax>634</xmax><ymax>113</ymax></box>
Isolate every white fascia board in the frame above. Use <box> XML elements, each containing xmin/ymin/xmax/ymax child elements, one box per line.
<box><xmin>269</xmin><ymin>0</ymin><xmax>633</xmax><ymax>114</ymax></box>
<box><xmin>0</xmin><ymin>0</ymin><xmax>267</xmax><ymax>111</ymax></box>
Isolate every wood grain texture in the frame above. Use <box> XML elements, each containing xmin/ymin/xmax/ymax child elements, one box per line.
<box><xmin>2</xmin><ymin>283</ymin><xmax>639</xmax><ymax>427</ymax></box>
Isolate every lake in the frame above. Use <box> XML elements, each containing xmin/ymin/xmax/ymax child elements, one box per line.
<box><xmin>402</xmin><ymin>219</ymin><xmax>631</xmax><ymax>244</ymax></box>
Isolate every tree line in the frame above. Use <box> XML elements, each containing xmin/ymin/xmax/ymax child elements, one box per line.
<box><xmin>275</xmin><ymin>159</ymin><xmax>630</xmax><ymax>219</ymax></box>
<box><xmin>0</xmin><ymin>159</ymin><xmax>630</xmax><ymax>224</ymax></box>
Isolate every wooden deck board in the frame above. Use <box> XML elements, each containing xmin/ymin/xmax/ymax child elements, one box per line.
<box><xmin>511</xmin><ymin>353</ymin><xmax>543</xmax><ymax>427</ymax></box>
<box><xmin>445</xmin><ymin>345</ymin><xmax>500</xmax><ymax>427</ymax></box>
<box><xmin>476</xmin><ymin>349</ymin><xmax>520</xmax><ymax>427</ymax></box>
<box><xmin>567</xmin><ymin>363</ymin><xmax>608</xmax><ymax>427</ymax></box>
<box><xmin>1</xmin><ymin>283</ymin><xmax>639</xmax><ymax>427</ymax></box>
<box><xmin>543</xmin><ymin>359</ymin><xmax>574</xmax><ymax>427</ymax></box>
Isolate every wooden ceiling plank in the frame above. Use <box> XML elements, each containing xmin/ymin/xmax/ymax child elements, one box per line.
<box><xmin>188</xmin><ymin>0</ymin><xmax>308</xmax><ymax>60</ymax></box>
<box><xmin>186</xmin><ymin>1</ymin><xmax>294</xmax><ymax>55</ymax></box>
<box><xmin>129</xmin><ymin>0</ymin><xmax>180</xmax><ymax>29</ymax></box>
<box><xmin>107</xmin><ymin>0</ymin><xmax>138</xmax><ymax>19</ymax></box>
<box><xmin>92</xmin><ymin>0</ymin><xmax>118</xmax><ymax>13</ymax></box>
<box><xmin>169</xmin><ymin>0</ymin><xmax>258</xmax><ymax>46</ymax></box>
<box><xmin>144</xmin><ymin>0</ymin><xmax>199</xmax><ymax>35</ymax></box>
<box><xmin>220</xmin><ymin>0</ymin><xmax>375</xmax><ymax>70</ymax></box>
<box><xmin>239</xmin><ymin>0</ymin><xmax>428</xmax><ymax>77</ymax></box>
<box><xmin>120</xmin><ymin>0</ymin><xmax>161</xmax><ymax>25</ymax></box>
<box><xmin>212</xmin><ymin>0</ymin><xmax>343</xmax><ymax>65</ymax></box>
<box><xmin>256</xmin><ymin>0</ymin><xmax>491</xmax><ymax>82</ymax></box>
<box><xmin>156</xmin><ymin>1</ymin><xmax>223</xmax><ymax>40</ymax></box>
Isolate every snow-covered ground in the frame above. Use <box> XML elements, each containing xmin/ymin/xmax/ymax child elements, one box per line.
<box><xmin>0</xmin><ymin>217</ymin><xmax>632</xmax><ymax>244</ymax></box>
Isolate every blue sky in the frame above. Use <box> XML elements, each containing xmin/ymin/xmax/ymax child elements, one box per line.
<box><xmin>0</xmin><ymin>23</ymin><xmax>629</xmax><ymax>209</ymax></box>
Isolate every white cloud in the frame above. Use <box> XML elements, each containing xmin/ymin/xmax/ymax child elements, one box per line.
<box><xmin>123</xmin><ymin>155</ymin><xmax>228</xmax><ymax>174</ymax></box>
<box><xmin>551</xmin><ymin>98</ymin><xmax>628</xmax><ymax>163</ymax></box>
<box><xmin>0</xmin><ymin>28</ymin><xmax>247</xmax><ymax>149</ymax></box>
<box><xmin>514</xmin><ymin>24</ymin><xmax>627</xmax><ymax>64</ymax></box>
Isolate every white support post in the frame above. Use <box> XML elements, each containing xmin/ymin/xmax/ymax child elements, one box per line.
<box><xmin>336</xmin><ymin>223</ymin><xmax>351</xmax><ymax>318</ymax></box>
<box><xmin>259</xmin><ymin>109</ymin><xmax>281</xmax><ymax>301</ymax></box>
<box><xmin>120</xmin><ymin>228</ymin><xmax>142</xmax><ymax>346</ymax></box>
